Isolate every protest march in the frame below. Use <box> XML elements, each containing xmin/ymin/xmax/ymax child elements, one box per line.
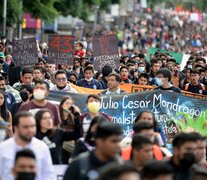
<box><xmin>0</xmin><ymin>0</ymin><xmax>207</xmax><ymax>180</ymax></box>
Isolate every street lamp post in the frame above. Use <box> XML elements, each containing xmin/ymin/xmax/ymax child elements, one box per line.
<box><xmin>93</xmin><ymin>5</ymin><xmax>99</xmax><ymax>34</ymax></box>
<box><xmin>18</xmin><ymin>0</ymin><xmax>23</xmax><ymax>39</ymax></box>
<box><xmin>3</xmin><ymin>0</ymin><xmax>7</xmax><ymax>36</ymax></box>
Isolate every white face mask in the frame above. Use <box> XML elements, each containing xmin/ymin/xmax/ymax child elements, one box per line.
<box><xmin>187</xmin><ymin>65</ymin><xmax>192</xmax><ymax>69</ymax></box>
<box><xmin>85</xmin><ymin>77</ymin><xmax>93</xmax><ymax>82</ymax></box>
<box><xmin>138</xmin><ymin>67</ymin><xmax>145</xmax><ymax>73</ymax></box>
<box><xmin>155</xmin><ymin>78</ymin><xmax>163</xmax><ymax>86</ymax></box>
<box><xmin>33</xmin><ymin>89</ymin><xmax>45</xmax><ymax>100</ymax></box>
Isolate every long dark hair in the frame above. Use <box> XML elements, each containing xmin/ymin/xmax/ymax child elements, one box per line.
<box><xmin>59</xmin><ymin>96</ymin><xmax>75</xmax><ymax>122</ymax></box>
<box><xmin>85</xmin><ymin>116</ymin><xmax>107</xmax><ymax>143</ymax></box>
<box><xmin>35</xmin><ymin>109</ymin><xmax>55</xmax><ymax>137</ymax></box>
<box><xmin>0</xmin><ymin>90</ymin><xmax>9</xmax><ymax>121</ymax></box>
<box><xmin>134</xmin><ymin>110</ymin><xmax>159</xmax><ymax>131</ymax></box>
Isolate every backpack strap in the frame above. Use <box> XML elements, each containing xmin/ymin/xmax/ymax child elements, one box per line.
<box><xmin>184</xmin><ymin>83</ymin><xmax>189</xmax><ymax>91</ymax></box>
<box><xmin>200</xmin><ymin>83</ymin><xmax>206</xmax><ymax>91</ymax></box>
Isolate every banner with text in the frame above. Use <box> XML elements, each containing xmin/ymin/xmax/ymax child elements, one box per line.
<box><xmin>92</xmin><ymin>34</ymin><xmax>120</xmax><ymax>70</ymax></box>
<box><xmin>48</xmin><ymin>90</ymin><xmax>207</xmax><ymax>142</ymax></box>
<box><xmin>48</xmin><ymin>35</ymin><xmax>74</xmax><ymax>65</ymax></box>
<box><xmin>12</xmin><ymin>38</ymin><xmax>38</xmax><ymax>66</ymax></box>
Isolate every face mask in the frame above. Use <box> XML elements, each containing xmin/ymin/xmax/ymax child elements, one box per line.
<box><xmin>85</xmin><ymin>77</ymin><xmax>93</xmax><ymax>82</ymax></box>
<box><xmin>130</xmin><ymin>70</ymin><xmax>134</xmax><ymax>75</ymax></box>
<box><xmin>180</xmin><ymin>152</ymin><xmax>195</xmax><ymax>168</ymax></box>
<box><xmin>187</xmin><ymin>65</ymin><xmax>192</xmax><ymax>69</ymax></box>
<box><xmin>88</xmin><ymin>101</ymin><xmax>100</xmax><ymax>114</ymax></box>
<box><xmin>62</xmin><ymin>104</ymin><xmax>70</xmax><ymax>113</ymax></box>
<box><xmin>69</xmin><ymin>79</ymin><xmax>76</xmax><ymax>84</ymax></box>
<box><xmin>17</xmin><ymin>172</ymin><xmax>36</xmax><ymax>180</ymax></box>
<box><xmin>0</xmin><ymin>87</ymin><xmax>5</xmax><ymax>92</ymax></box>
<box><xmin>6</xmin><ymin>59</ymin><xmax>11</xmax><ymax>65</ymax></box>
<box><xmin>0</xmin><ymin>59</ymin><xmax>4</xmax><ymax>64</ymax></box>
<box><xmin>20</xmin><ymin>91</ymin><xmax>29</xmax><ymax>102</ymax></box>
<box><xmin>138</xmin><ymin>67</ymin><xmax>145</xmax><ymax>73</ymax></box>
<box><xmin>33</xmin><ymin>89</ymin><xmax>45</xmax><ymax>100</ymax></box>
<box><xmin>155</xmin><ymin>78</ymin><xmax>163</xmax><ymax>86</ymax></box>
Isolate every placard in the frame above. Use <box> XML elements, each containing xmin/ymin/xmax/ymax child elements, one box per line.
<box><xmin>48</xmin><ymin>35</ymin><xmax>74</xmax><ymax>65</ymax></box>
<box><xmin>92</xmin><ymin>34</ymin><xmax>120</xmax><ymax>70</ymax></box>
<box><xmin>12</xmin><ymin>38</ymin><xmax>38</xmax><ymax>66</ymax></box>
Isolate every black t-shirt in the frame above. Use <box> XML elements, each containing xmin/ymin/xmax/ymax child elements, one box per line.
<box><xmin>183</xmin><ymin>83</ymin><xmax>207</xmax><ymax>95</ymax></box>
<box><xmin>36</xmin><ymin>121</ymin><xmax>81</xmax><ymax>164</ymax></box>
<box><xmin>63</xmin><ymin>151</ymin><xmax>120</xmax><ymax>180</ymax></box>
<box><xmin>154</xmin><ymin>86</ymin><xmax>181</xmax><ymax>93</ymax></box>
<box><xmin>167</xmin><ymin>158</ymin><xmax>193</xmax><ymax>180</ymax></box>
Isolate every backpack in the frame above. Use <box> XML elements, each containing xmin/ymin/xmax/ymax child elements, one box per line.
<box><xmin>78</xmin><ymin>151</ymin><xmax>123</xmax><ymax>179</ymax></box>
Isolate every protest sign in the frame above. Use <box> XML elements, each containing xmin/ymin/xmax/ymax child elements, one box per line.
<box><xmin>48</xmin><ymin>90</ymin><xmax>207</xmax><ymax>142</ymax></box>
<box><xmin>92</xmin><ymin>34</ymin><xmax>120</xmax><ymax>70</ymax></box>
<box><xmin>48</xmin><ymin>35</ymin><xmax>74</xmax><ymax>65</ymax></box>
<box><xmin>146</xmin><ymin>47</ymin><xmax>184</xmax><ymax>64</ymax></box>
<box><xmin>12</xmin><ymin>38</ymin><xmax>38</xmax><ymax>66</ymax></box>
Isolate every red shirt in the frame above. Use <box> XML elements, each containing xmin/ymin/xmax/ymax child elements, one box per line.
<box><xmin>74</xmin><ymin>49</ymin><xmax>86</xmax><ymax>58</ymax></box>
<box><xmin>19</xmin><ymin>100</ymin><xmax>61</xmax><ymax>126</ymax></box>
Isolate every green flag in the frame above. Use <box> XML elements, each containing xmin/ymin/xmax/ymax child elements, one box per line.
<box><xmin>147</xmin><ymin>47</ymin><xmax>183</xmax><ymax>64</ymax></box>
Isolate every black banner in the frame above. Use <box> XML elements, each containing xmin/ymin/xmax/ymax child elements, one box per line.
<box><xmin>48</xmin><ymin>90</ymin><xmax>207</xmax><ymax>142</ymax></box>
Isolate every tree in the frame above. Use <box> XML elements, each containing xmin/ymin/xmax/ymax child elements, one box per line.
<box><xmin>0</xmin><ymin>0</ymin><xmax>21</xmax><ymax>26</ymax></box>
<box><xmin>23</xmin><ymin>0</ymin><xmax>59</xmax><ymax>22</ymax></box>
<box><xmin>0</xmin><ymin>0</ymin><xmax>59</xmax><ymax>27</ymax></box>
<box><xmin>54</xmin><ymin>0</ymin><xmax>120</xmax><ymax>21</ymax></box>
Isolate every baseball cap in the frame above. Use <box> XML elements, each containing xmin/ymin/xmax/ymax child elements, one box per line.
<box><xmin>0</xmin><ymin>52</ymin><xmax>5</xmax><ymax>58</ymax></box>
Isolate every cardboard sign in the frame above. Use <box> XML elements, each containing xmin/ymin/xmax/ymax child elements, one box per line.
<box><xmin>12</xmin><ymin>38</ymin><xmax>38</xmax><ymax>66</ymax></box>
<box><xmin>48</xmin><ymin>35</ymin><xmax>74</xmax><ymax>65</ymax></box>
<box><xmin>92</xmin><ymin>34</ymin><xmax>120</xmax><ymax>70</ymax></box>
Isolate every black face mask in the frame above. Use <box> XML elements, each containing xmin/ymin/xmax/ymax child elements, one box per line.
<box><xmin>0</xmin><ymin>87</ymin><xmax>5</xmax><ymax>92</ymax></box>
<box><xmin>20</xmin><ymin>91</ymin><xmax>29</xmax><ymax>102</ymax></box>
<box><xmin>129</xmin><ymin>70</ymin><xmax>134</xmax><ymax>75</ymax></box>
<box><xmin>16</xmin><ymin>172</ymin><xmax>36</xmax><ymax>180</ymax></box>
<box><xmin>0</xmin><ymin>59</ymin><xmax>4</xmax><ymax>64</ymax></box>
<box><xmin>180</xmin><ymin>152</ymin><xmax>195</xmax><ymax>168</ymax></box>
<box><xmin>69</xmin><ymin>79</ymin><xmax>76</xmax><ymax>84</ymax></box>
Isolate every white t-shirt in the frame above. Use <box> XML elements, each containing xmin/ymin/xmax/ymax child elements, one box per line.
<box><xmin>0</xmin><ymin>137</ymin><xmax>56</xmax><ymax>180</ymax></box>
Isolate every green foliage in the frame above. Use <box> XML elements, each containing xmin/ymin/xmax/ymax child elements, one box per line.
<box><xmin>0</xmin><ymin>0</ymin><xmax>120</xmax><ymax>26</ymax></box>
<box><xmin>0</xmin><ymin>0</ymin><xmax>59</xmax><ymax>26</ymax></box>
<box><xmin>0</xmin><ymin>0</ymin><xmax>21</xmax><ymax>26</ymax></box>
<box><xmin>23</xmin><ymin>0</ymin><xmax>59</xmax><ymax>22</ymax></box>
<box><xmin>55</xmin><ymin>0</ymin><xmax>120</xmax><ymax>21</ymax></box>
<box><xmin>176</xmin><ymin>110</ymin><xmax>207</xmax><ymax>137</ymax></box>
